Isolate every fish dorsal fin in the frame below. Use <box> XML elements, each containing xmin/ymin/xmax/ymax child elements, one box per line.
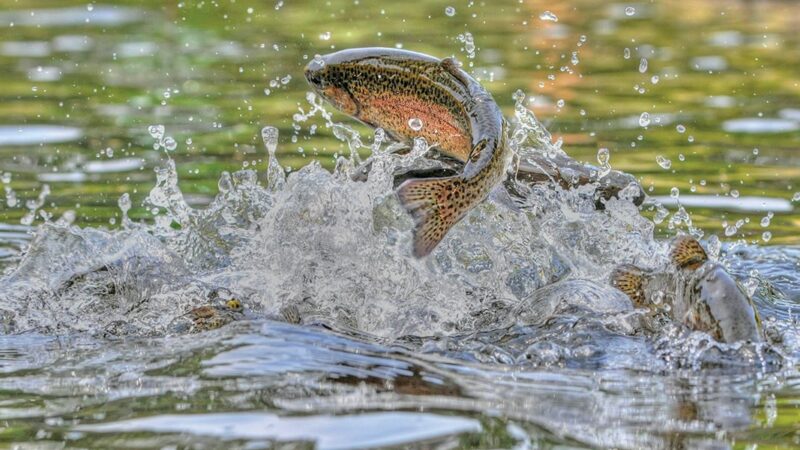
<box><xmin>670</xmin><ymin>236</ymin><xmax>708</xmax><ymax>270</ymax></box>
<box><xmin>610</xmin><ymin>264</ymin><xmax>648</xmax><ymax>307</ymax></box>
<box><xmin>440</xmin><ymin>57</ymin><xmax>469</xmax><ymax>88</ymax></box>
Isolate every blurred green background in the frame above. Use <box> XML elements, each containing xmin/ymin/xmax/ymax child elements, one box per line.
<box><xmin>0</xmin><ymin>0</ymin><xmax>798</xmax><ymax>257</ymax></box>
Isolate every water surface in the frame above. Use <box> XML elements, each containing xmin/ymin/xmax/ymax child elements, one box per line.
<box><xmin>0</xmin><ymin>1</ymin><xmax>798</xmax><ymax>448</ymax></box>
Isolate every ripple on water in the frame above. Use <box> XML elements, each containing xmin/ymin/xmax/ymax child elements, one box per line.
<box><xmin>0</xmin><ymin>125</ymin><xmax>82</xmax><ymax>146</ymax></box>
<box><xmin>76</xmin><ymin>412</ymin><xmax>482</xmax><ymax>449</ymax></box>
<box><xmin>0</xmin><ymin>6</ymin><xmax>144</xmax><ymax>28</ymax></box>
<box><xmin>0</xmin><ymin>41</ymin><xmax>51</xmax><ymax>57</ymax></box>
<box><xmin>83</xmin><ymin>158</ymin><xmax>144</xmax><ymax>173</ymax></box>
<box><xmin>722</xmin><ymin>118</ymin><xmax>799</xmax><ymax>133</ymax></box>
<box><xmin>653</xmin><ymin>195</ymin><xmax>793</xmax><ymax>213</ymax></box>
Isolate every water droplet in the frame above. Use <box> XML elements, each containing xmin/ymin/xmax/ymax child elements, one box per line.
<box><xmin>148</xmin><ymin>124</ymin><xmax>165</xmax><ymax>140</ymax></box>
<box><xmin>457</xmin><ymin>32</ymin><xmax>476</xmax><ymax>59</ymax></box>
<box><xmin>625</xmin><ymin>6</ymin><xmax>636</xmax><ymax>16</ymax></box>
<box><xmin>656</xmin><ymin>155</ymin><xmax>671</xmax><ymax>169</ymax></box>
<box><xmin>670</xmin><ymin>187</ymin><xmax>679</xmax><ymax>198</ymax></box>
<box><xmin>676</xmin><ymin>124</ymin><xmax>686</xmax><ymax>133</ymax></box>
<box><xmin>445</xmin><ymin>6</ymin><xmax>456</xmax><ymax>16</ymax></box>
<box><xmin>639</xmin><ymin>112</ymin><xmax>651</xmax><ymax>127</ymax></box>
<box><xmin>539</xmin><ymin>11</ymin><xmax>558</xmax><ymax>22</ymax></box>
<box><xmin>261</xmin><ymin>126</ymin><xmax>279</xmax><ymax>155</ymax></box>
<box><xmin>163</xmin><ymin>137</ymin><xmax>177</xmax><ymax>151</ymax></box>
<box><xmin>760</xmin><ymin>212</ymin><xmax>773</xmax><ymax>227</ymax></box>
<box><xmin>639</xmin><ymin>58</ymin><xmax>648</xmax><ymax>73</ymax></box>
<box><xmin>408</xmin><ymin>118</ymin><xmax>424</xmax><ymax>131</ymax></box>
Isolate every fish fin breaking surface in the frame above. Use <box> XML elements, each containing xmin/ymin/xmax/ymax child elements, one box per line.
<box><xmin>610</xmin><ymin>264</ymin><xmax>648</xmax><ymax>307</ymax></box>
<box><xmin>670</xmin><ymin>236</ymin><xmax>708</xmax><ymax>270</ymax></box>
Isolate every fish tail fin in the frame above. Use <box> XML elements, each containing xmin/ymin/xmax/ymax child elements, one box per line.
<box><xmin>610</xmin><ymin>264</ymin><xmax>648</xmax><ymax>307</ymax></box>
<box><xmin>670</xmin><ymin>236</ymin><xmax>708</xmax><ymax>270</ymax></box>
<box><xmin>396</xmin><ymin>175</ymin><xmax>468</xmax><ymax>257</ymax></box>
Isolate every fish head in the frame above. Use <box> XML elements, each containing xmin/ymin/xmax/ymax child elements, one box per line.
<box><xmin>684</xmin><ymin>262</ymin><xmax>762</xmax><ymax>343</ymax></box>
<box><xmin>304</xmin><ymin>54</ymin><xmax>359</xmax><ymax>116</ymax></box>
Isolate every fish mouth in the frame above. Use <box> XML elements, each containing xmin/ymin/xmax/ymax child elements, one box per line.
<box><xmin>303</xmin><ymin>56</ymin><xmax>328</xmax><ymax>90</ymax></box>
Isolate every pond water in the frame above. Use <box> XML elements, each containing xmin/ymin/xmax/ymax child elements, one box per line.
<box><xmin>0</xmin><ymin>0</ymin><xmax>798</xmax><ymax>448</ymax></box>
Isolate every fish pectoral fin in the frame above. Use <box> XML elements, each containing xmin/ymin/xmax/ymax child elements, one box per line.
<box><xmin>670</xmin><ymin>236</ymin><xmax>708</xmax><ymax>270</ymax></box>
<box><xmin>396</xmin><ymin>175</ymin><xmax>468</xmax><ymax>257</ymax></box>
<box><xmin>610</xmin><ymin>264</ymin><xmax>648</xmax><ymax>307</ymax></box>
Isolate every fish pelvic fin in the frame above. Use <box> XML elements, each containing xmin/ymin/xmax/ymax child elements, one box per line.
<box><xmin>610</xmin><ymin>264</ymin><xmax>648</xmax><ymax>307</ymax></box>
<box><xmin>670</xmin><ymin>236</ymin><xmax>708</xmax><ymax>270</ymax></box>
<box><xmin>396</xmin><ymin>175</ymin><xmax>469</xmax><ymax>257</ymax></box>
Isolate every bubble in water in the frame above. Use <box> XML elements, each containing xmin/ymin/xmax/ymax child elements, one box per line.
<box><xmin>556</xmin><ymin>99</ymin><xmax>565</xmax><ymax>108</ymax></box>
<box><xmin>793</xmin><ymin>192</ymin><xmax>800</xmax><ymax>202</ymax></box>
<box><xmin>670</xmin><ymin>187</ymin><xmax>679</xmax><ymax>198</ymax></box>
<box><xmin>656</xmin><ymin>155</ymin><xmax>671</xmax><ymax>169</ymax></box>
<box><xmin>639</xmin><ymin>112</ymin><xmax>651</xmax><ymax>127</ymax></box>
<box><xmin>639</xmin><ymin>58</ymin><xmax>648</xmax><ymax>73</ymax></box>
<box><xmin>762</xmin><ymin>231</ymin><xmax>772</xmax><ymax>242</ymax></box>
<box><xmin>676</xmin><ymin>124</ymin><xmax>686</xmax><ymax>133</ymax></box>
<box><xmin>445</xmin><ymin>6</ymin><xmax>456</xmax><ymax>16</ymax></box>
<box><xmin>623</xmin><ymin>48</ymin><xmax>631</xmax><ymax>59</ymax></box>
<box><xmin>319</xmin><ymin>32</ymin><xmax>331</xmax><ymax>41</ymax></box>
<box><xmin>571</xmin><ymin>52</ymin><xmax>579</xmax><ymax>65</ymax></box>
<box><xmin>408</xmin><ymin>118</ymin><xmax>424</xmax><ymax>131</ymax></box>
<box><xmin>730</xmin><ymin>189</ymin><xmax>739</xmax><ymax>198</ymax></box>
<box><xmin>148</xmin><ymin>124</ymin><xmax>165</xmax><ymax>140</ymax></box>
<box><xmin>650</xmin><ymin>75</ymin><xmax>659</xmax><ymax>84</ymax></box>
<box><xmin>539</xmin><ymin>11</ymin><xmax>558</xmax><ymax>22</ymax></box>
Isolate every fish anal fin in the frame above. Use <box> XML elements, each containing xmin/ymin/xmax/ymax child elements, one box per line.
<box><xmin>670</xmin><ymin>236</ymin><xmax>708</xmax><ymax>270</ymax></box>
<box><xmin>610</xmin><ymin>264</ymin><xmax>649</xmax><ymax>308</ymax></box>
<box><xmin>396</xmin><ymin>175</ymin><xmax>468</xmax><ymax>257</ymax></box>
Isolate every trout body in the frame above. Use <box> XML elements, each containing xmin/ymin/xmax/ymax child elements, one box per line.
<box><xmin>611</xmin><ymin>236</ymin><xmax>762</xmax><ymax>343</ymax></box>
<box><xmin>306</xmin><ymin>48</ymin><xmax>510</xmax><ymax>256</ymax></box>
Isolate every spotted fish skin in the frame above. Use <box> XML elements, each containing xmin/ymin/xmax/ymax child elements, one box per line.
<box><xmin>610</xmin><ymin>237</ymin><xmax>763</xmax><ymax>343</ymax></box>
<box><xmin>306</xmin><ymin>48</ymin><xmax>510</xmax><ymax>256</ymax></box>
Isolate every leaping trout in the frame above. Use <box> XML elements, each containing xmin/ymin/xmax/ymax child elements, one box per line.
<box><xmin>305</xmin><ymin>48</ymin><xmax>509</xmax><ymax>257</ymax></box>
<box><xmin>304</xmin><ymin>48</ymin><xmax>643</xmax><ymax>257</ymax></box>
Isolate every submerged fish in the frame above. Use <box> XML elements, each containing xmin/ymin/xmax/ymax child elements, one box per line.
<box><xmin>305</xmin><ymin>48</ymin><xmax>510</xmax><ymax>257</ymax></box>
<box><xmin>305</xmin><ymin>47</ymin><xmax>644</xmax><ymax>257</ymax></box>
<box><xmin>611</xmin><ymin>236</ymin><xmax>763</xmax><ymax>343</ymax></box>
